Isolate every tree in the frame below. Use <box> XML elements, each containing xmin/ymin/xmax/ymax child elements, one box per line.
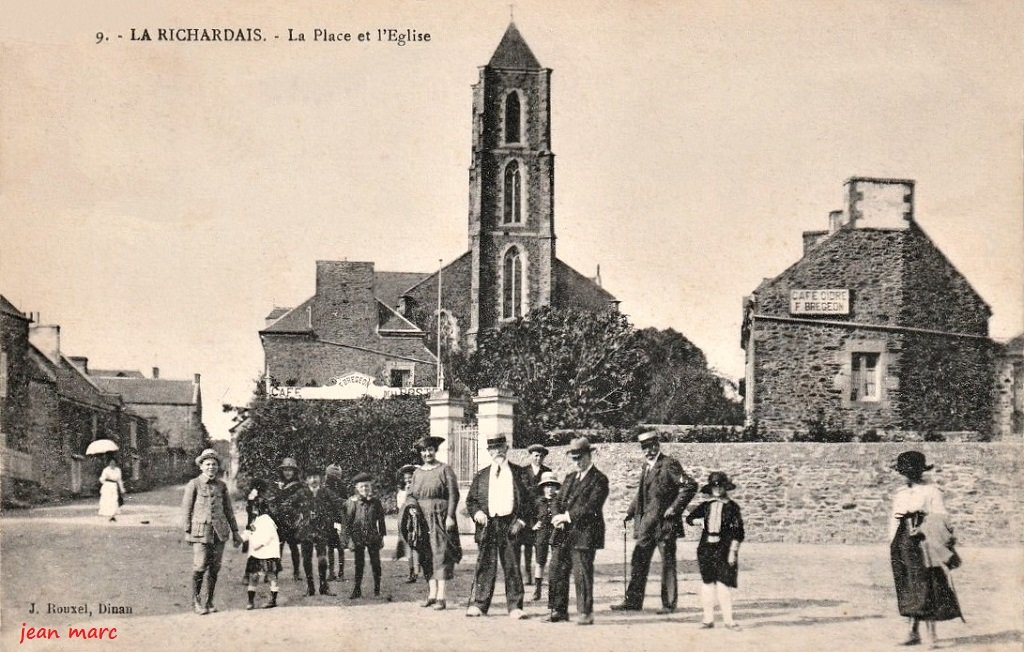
<box><xmin>466</xmin><ymin>306</ymin><xmax>649</xmax><ymax>441</ymax></box>
<box><xmin>635</xmin><ymin>327</ymin><xmax>743</xmax><ymax>425</ymax></box>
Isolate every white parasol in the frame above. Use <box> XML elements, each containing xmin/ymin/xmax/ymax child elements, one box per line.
<box><xmin>85</xmin><ymin>439</ymin><xmax>119</xmax><ymax>456</ymax></box>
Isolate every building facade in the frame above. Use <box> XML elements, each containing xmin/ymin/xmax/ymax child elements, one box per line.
<box><xmin>261</xmin><ymin>23</ymin><xmax>616</xmax><ymax>390</ymax></box>
<box><xmin>742</xmin><ymin>177</ymin><xmax>996</xmax><ymax>438</ymax></box>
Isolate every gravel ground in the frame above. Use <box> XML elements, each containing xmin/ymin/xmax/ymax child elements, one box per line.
<box><xmin>1</xmin><ymin>485</ymin><xmax>1021</xmax><ymax>652</ymax></box>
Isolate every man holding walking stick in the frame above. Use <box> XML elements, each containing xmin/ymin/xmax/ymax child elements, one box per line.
<box><xmin>613</xmin><ymin>432</ymin><xmax>697</xmax><ymax>615</ymax></box>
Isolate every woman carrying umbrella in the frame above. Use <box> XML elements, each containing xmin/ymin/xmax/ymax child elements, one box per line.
<box><xmin>88</xmin><ymin>439</ymin><xmax>125</xmax><ymax>522</ymax></box>
<box><xmin>97</xmin><ymin>457</ymin><xmax>126</xmax><ymax>522</ymax></box>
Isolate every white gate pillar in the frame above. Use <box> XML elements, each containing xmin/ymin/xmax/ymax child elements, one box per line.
<box><xmin>472</xmin><ymin>387</ymin><xmax>518</xmax><ymax>470</ymax></box>
<box><xmin>426</xmin><ymin>391</ymin><xmax>467</xmax><ymax>464</ymax></box>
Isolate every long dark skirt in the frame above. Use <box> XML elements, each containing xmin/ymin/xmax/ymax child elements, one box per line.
<box><xmin>890</xmin><ymin>522</ymin><xmax>962</xmax><ymax>621</ymax></box>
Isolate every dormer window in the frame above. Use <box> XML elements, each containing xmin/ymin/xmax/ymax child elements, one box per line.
<box><xmin>503</xmin><ymin>160</ymin><xmax>522</xmax><ymax>224</ymax></box>
<box><xmin>504</xmin><ymin>91</ymin><xmax>521</xmax><ymax>144</ymax></box>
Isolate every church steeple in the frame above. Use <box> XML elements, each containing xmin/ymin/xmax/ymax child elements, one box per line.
<box><xmin>488</xmin><ymin>22</ymin><xmax>542</xmax><ymax>69</ymax></box>
<box><xmin>467</xmin><ymin>23</ymin><xmax>555</xmax><ymax>346</ymax></box>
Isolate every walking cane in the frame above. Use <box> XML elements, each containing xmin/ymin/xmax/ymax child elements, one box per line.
<box><xmin>622</xmin><ymin>524</ymin><xmax>628</xmax><ymax>601</ymax></box>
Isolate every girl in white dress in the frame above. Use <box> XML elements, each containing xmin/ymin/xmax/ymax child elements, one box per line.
<box><xmin>97</xmin><ymin>458</ymin><xmax>125</xmax><ymax>521</ymax></box>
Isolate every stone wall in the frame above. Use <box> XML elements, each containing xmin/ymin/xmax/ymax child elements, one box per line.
<box><xmin>264</xmin><ymin>335</ymin><xmax>437</xmax><ymax>390</ymax></box>
<box><xmin>510</xmin><ymin>442</ymin><xmax>1023</xmax><ymax>545</ymax></box>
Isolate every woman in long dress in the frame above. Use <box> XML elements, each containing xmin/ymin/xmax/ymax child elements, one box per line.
<box><xmin>97</xmin><ymin>458</ymin><xmax>125</xmax><ymax>521</ymax></box>
<box><xmin>890</xmin><ymin>451</ymin><xmax>963</xmax><ymax>648</ymax></box>
<box><xmin>402</xmin><ymin>436</ymin><xmax>461</xmax><ymax>610</ymax></box>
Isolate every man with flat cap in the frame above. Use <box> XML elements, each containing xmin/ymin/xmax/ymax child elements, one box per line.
<box><xmin>465</xmin><ymin>434</ymin><xmax>535</xmax><ymax>619</ymax></box>
<box><xmin>613</xmin><ymin>431</ymin><xmax>697</xmax><ymax>614</ymax></box>
<box><xmin>544</xmin><ymin>437</ymin><xmax>609</xmax><ymax>626</ymax></box>
<box><xmin>520</xmin><ymin>443</ymin><xmax>552</xmax><ymax>589</ymax></box>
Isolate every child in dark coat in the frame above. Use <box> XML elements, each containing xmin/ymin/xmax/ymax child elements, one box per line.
<box><xmin>393</xmin><ymin>464</ymin><xmax>419</xmax><ymax>583</ymax></box>
<box><xmin>685</xmin><ymin>472</ymin><xmax>745</xmax><ymax>630</ymax></box>
<box><xmin>344</xmin><ymin>472</ymin><xmax>387</xmax><ymax>599</ymax></box>
<box><xmin>529</xmin><ymin>471</ymin><xmax>561</xmax><ymax>602</ymax></box>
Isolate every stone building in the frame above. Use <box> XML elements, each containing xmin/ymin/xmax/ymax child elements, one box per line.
<box><xmin>91</xmin><ymin>367</ymin><xmax>206</xmax><ymax>480</ymax></box>
<box><xmin>741</xmin><ymin>177</ymin><xmax>995</xmax><ymax>438</ymax></box>
<box><xmin>992</xmin><ymin>334</ymin><xmax>1023</xmax><ymax>438</ymax></box>
<box><xmin>1</xmin><ymin>296</ymin><xmax>160</xmax><ymax>502</ymax></box>
<box><xmin>261</xmin><ymin>23</ymin><xmax>616</xmax><ymax>390</ymax></box>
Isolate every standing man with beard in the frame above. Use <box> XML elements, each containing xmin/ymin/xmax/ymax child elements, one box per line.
<box><xmin>465</xmin><ymin>435</ymin><xmax>535</xmax><ymax>620</ymax></box>
<box><xmin>543</xmin><ymin>437</ymin><xmax>609</xmax><ymax>626</ymax></box>
<box><xmin>613</xmin><ymin>432</ymin><xmax>697</xmax><ymax>615</ymax></box>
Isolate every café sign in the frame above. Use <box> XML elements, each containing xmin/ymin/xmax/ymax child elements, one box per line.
<box><xmin>268</xmin><ymin>372</ymin><xmax>434</xmax><ymax>400</ymax></box>
<box><xmin>790</xmin><ymin>289</ymin><xmax>849</xmax><ymax>315</ymax></box>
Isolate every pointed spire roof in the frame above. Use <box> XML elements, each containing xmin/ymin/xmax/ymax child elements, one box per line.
<box><xmin>488</xmin><ymin>22</ymin><xmax>542</xmax><ymax>69</ymax></box>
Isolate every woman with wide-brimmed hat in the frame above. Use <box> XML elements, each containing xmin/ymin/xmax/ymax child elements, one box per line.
<box><xmin>889</xmin><ymin>451</ymin><xmax>963</xmax><ymax>648</ymax></box>
<box><xmin>400</xmin><ymin>435</ymin><xmax>461</xmax><ymax>610</ymax></box>
<box><xmin>272</xmin><ymin>457</ymin><xmax>305</xmax><ymax>581</ymax></box>
<box><xmin>685</xmin><ymin>471</ymin><xmax>745</xmax><ymax>630</ymax></box>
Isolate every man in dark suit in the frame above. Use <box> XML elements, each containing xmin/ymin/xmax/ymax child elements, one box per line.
<box><xmin>543</xmin><ymin>437</ymin><xmax>610</xmax><ymax>626</ymax></box>
<box><xmin>465</xmin><ymin>435</ymin><xmax>535</xmax><ymax>619</ymax></box>
<box><xmin>613</xmin><ymin>432</ymin><xmax>697</xmax><ymax>614</ymax></box>
<box><xmin>520</xmin><ymin>443</ymin><xmax>551</xmax><ymax>592</ymax></box>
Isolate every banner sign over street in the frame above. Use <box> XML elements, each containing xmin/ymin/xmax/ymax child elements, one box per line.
<box><xmin>267</xmin><ymin>372</ymin><xmax>434</xmax><ymax>400</ymax></box>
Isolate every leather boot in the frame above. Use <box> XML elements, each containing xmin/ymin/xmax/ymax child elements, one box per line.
<box><xmin>247</xmin><ymin>590</ymin><xmax>256</xmax><ymax>610</ymax></box>
<box><xmin>205</xmin><ymin>570</ymin><xmax>219</xmax><ymax>613</ymax></box>
<box><xmin>373</xmin><ymin>576</ymin><xmax>381</xmax><ymax>597</ymax></box>
<box><xmin>531</xmin><ymin>579</ymin><xmax>543</xmax><ymax>602</ymax></box>
<box><xmin>192</xmin><ymin>572</ymin><xmax>207</xmax><ymax>614</ymax></box>
<box><xmin>264</xmin><ymin>591</ymin><xmax>278</xmax><ymax>609</ymax></box>
<box><xmin>306</xmin><ymin>578</ymin><xmax>316</xmax><ymax>597</ymax></box>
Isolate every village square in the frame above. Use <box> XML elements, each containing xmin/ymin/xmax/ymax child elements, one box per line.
<box><xmin>2</xmin><ymin>3</ymin><xmax>1023</xmax><ymax>651</ymax></box>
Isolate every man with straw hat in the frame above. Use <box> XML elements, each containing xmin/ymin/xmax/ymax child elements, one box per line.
<box><xmin>614</xmin><ymin>431</ymin><xmax>697</xmax><ymax>615</ymax></box>
<box><xmin>182</xmin><ymin>448</ymin><xmax>242</xmax><ymax>615</ymax></box>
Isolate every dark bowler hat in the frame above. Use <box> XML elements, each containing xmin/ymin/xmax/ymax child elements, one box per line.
<box><xmin>637</xmin><ymin>431</ymin><xmax>660</xmax><ymax>447</ymax></box>
<box><xmin>894</xmin><ymin>451</ymin><xmax>933</xmax><ymax>476</ymax></box>
<box><xmin>414</xmin><ymin>436</ymin><xmax>446</xmax><ymax>450</ymax></box>
<box><xmin>195</xmin><ymin>448</ymin><xmax>221</xmax><ymax>467</ymax></box>
<box><xmin>486</xmin><ymin>435</ymin><xmax>509</xmax><ymax>448</ymax></box>
<box><xmin>700</xmin><ymin>471</ymin><xmax>736</xmax><ymax>494</ymax></box>
<box><xmin>538</xmin><ymin>471</ymin><xmax>561</xmax><ymax>488</ymax></box>
<box><xmin>279</xmin><ymin>457</ymin><xmax>299</xmax><ymax>470</ymax></box>
<box><xmin>527</xmin><ymin>443</ymin><xmax>549</xmax><ymax>456</ymax></box>
<box><xmin>352</xmin><ymin>472</ymin><xmax>374</xmax><ymax>484</ymax></box>
<box><xmin>398</xmin><ymin>464</ymin><xmax>419</xmax><ymax>476</ymax></box>
<box><xmin>567</xmin><ymin>437</ymin><xmax>594</xmax><ymax>455</ymax></box>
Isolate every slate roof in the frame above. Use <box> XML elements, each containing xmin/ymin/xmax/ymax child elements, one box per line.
<box><xmin>57</xmin><ymin>355</ymin><xmax>121</xmax><ymax>409</ymax></box>
<box><xmin>92</xmin><ymin>376</ymin><xmax>197</xmax><ymax>405</ymax></box>
<box><xmin>375</xmin><ymin>271</ymin><xmax>432</xmax><ymax>310</ymax></box>
<box><xmin>27</xmin><ymin>344</ymin><xmax>57</xmax><ymax>384</ymax></box>
<box><xmin>89</xmin><ymin>369</ymin><xmax>146</xmax><ymax>378</ymax></box>
<box><xmin>377</xmin><ymin>301</ymin><xmax>424</xmax><ymax>334</ymax></box>
<box><xmin>262</xmin><ymin>296</ymin><xmax>315</xmax><ymax>334</ymax></box>
<box><xmin>264</xmin><ymin>306</ymin><xmax>292</xmax><ymax>321</ymax></box>
<box><xmin>0</xmin><ymin>294</ymin><xmax>28</xmax><ymax>320</ymax></box>
<box><xmin>488</xmin><ymin>22</ymin><xmax>542</xmax><ymax>69</ymax></box>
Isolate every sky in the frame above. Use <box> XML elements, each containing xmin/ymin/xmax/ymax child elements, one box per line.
<box><xmin>2</xmin><ymin>0</ymin><xmax>1022</xmax><ymax>440</ymax></box>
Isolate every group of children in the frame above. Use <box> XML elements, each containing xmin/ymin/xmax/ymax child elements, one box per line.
<box><xmin>242</xmin><ymin>463</ymin><xmax>388</xmax><ymax>610</ymax></box>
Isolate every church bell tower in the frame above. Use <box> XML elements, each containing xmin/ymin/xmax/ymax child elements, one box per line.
<box><xmin>467</xmin><ymin>23</ymin><xmax>556</xmax><ymax>346</ymax></box>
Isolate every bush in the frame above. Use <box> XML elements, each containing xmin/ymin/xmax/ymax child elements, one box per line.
<box><xmin>235</xmin><ymin>394</ymin><xmax>429</xmax><ymax>491</ymax></box>
<box><xmin>859</xmin><ymin>429</ymin><xmax>882</xmax><ymax>443</ymax></box>
<box><xmin>793</xmin><ymin>411</ymin><xmax>856</xmax><ymax>443</ymax></box>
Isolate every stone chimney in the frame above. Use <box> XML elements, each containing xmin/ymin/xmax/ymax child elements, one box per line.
<box><xmin>28</xmin><ymin>324</ymin><xmax>61</xmax><ymax>364</ymax></box>
<box><xmin>152</xmin><ymin>367</ymin><xmax>160</xmax><ymax>379</ymax></box>
<box><xmin>69</xmin><ymin>356</ymin><xmax>89</xmax><ymax>373</ymax></box>
<box><xmin>844</xmin><ymin>177</ymin><xmax>914</xmax><ymax>230</ymax></box>
<box><xmin>194</xmin><ymin>373</ymin><xmax>201</xmax><ymax>385</ymax></box>
<box><xmin>313</xmin><ymin>260</ymin><xmax>376</xmax><ymax>341</ymax></box>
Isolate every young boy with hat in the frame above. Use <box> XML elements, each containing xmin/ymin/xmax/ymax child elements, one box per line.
<box><xmin>344</xmin><ymin>471</ymin><xmax>387</xmax><ymax>599</ymax></box>
<box><xmin>181</xmin><ymin>448</ymin><xmax>243</xmax><ymax>615</ymax></box>
<box><xmin>521</xmin><ymin>443</ymin><xmax>551</xmax><ymax>584</ymax></box>
<box><xmin>685</xmin><ymin>471</ymin><xmax>745</xmax><ymax>630</ymax></box>
<box><xmin>529</xmin><ymin>471</ymin><xmax>561</xmax><ymax>602</ymax></box>
<box><xmin>394</xmin><ymin>464</ymin><xmax>420</xmax><ymax>583</ymax></box>
<box><xmin>296</xmin><ymin>469</ymin><xmax>344</xmax><ymax>597</ymax></box>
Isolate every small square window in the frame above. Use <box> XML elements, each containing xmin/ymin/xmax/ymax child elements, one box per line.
<box><xmin>389</xmin><ymin>369</ymin><xmax>411</xmax><ymax>388</ymax></box>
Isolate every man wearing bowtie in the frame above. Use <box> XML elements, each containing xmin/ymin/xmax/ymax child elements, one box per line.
<box><xmin>465</xmin><ymin>435</ymin><xmax>535</xmax><ymax>619</ymax></box>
